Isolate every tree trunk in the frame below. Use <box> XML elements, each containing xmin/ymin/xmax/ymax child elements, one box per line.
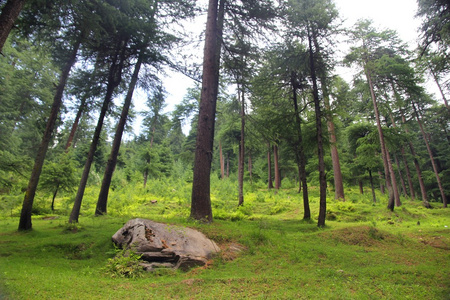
<box><xmin>69</xmin><ymin>39</ymin><xmax>127</xmax><ymax>223</ymax></box>
<box><xmin>318</xmin><ymin>71</ymin><xmax>344</xmax><ymax>201</ymax></box>
<box><xmin>65</xmin><ymin>96</ymin><xmax>87</xmax><ymax>151</ymax></box>
<box><xmin>0</xmin><ymin>0</ymin><xmax>25</xmax><ymax>53</ymax></box>
<box><xmin>401</xmin><ymin>148</ymin><xmax>415</xmax><ymax>200</ymax></box>
<box><xmin>238</xmin><ymin>85</ymin><xmax>245</xmax><ymax>206</ymax></box>
<box><xmin>95</xmin><ymin>52</ymin><xmax>143</xmax><ymax>216</ymax></box>
<box><xmin>378</xmin><ymin>171</ymin><xmax>385</xmax><ymax>194</ymax></box>
<box><xmin>18</xmin><ymin>38</ymin><xmax>80</xmax><ymax>231</ymax></box>
<box><xmin>364</xmin><ymin>67</ymin><xmax>395</xmax><ymax>211</ymax></box>
<box><xmin>290</xmin><ymin>74</ymin><xmax>310</xmax><ymax>220</ymax></box>
<box><xmin>226</xmin><ymin>153</ymin><xmax>229</xmax><ymax>178</ymax></box>
<box><xmin>394</xmin><ymin>154</ymin><xmax>408</xmax><ymax>197</ymax></box>
<box><xmin>359</xmin><ymin>180</ymin><xmax>364</xmax><ymax>194</ymax></box>
<box><xmin>403</xmin><ymin>113</ymin><xmax>429</xmax><ymax>206</ymax></box>
<box><xmin>248</xmin><ymin>151</ymin><xmax>252</xmax><ymax>184</ymax></box>
<box><xmin>273</xmin><ymin>144</ymin><xmax>281</xmax><ymax>189</ymax></box>
<box><xmin>430</xmin><ymin>67</ymin><xmax>450</xmax><ymax>111</ymax></box>
<box><xmin>143</xmin><ymin>169</ymin><xmax>148</xmax><ymax>188</ymax></box>
<box><xmin>384</xmin><ymin>116</ymin><xmax>401</xmax><ymax>206</ymax></box>
<box><xmin>267</xmin><ymin>143</ymin><xmax>273</xmax><ymax>189</ymax></box>
<box><xmin>51</xmin><ymin>185</ymin><xmax>59</xmax><ymax>212</ymax></box>
<box><xmin>219</xmin><ymin>141</ymin><xmax>224</xmax><ymax>179</ymax></box>
<box><xmin>308</xmin><ymin>28</ymin><xmax>326</xmax><ymax>227</ymax></box>
<box><xmin>412</xmin><ymin>101</ymin><xmax>447</xmax><ymax>207</ymax></box>
<box><xmin>190</xmin><ymin>0</ymin><xmax>224</xmax><ymax>222</ymax></box>
<box><xmin>369</xmin><ymin>170</ymin><xmax>376</xmax><ymax>203</ymax></box>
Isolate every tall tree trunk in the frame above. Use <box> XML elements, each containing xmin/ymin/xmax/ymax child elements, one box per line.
<box><xmin>69</xmin><ymin>39</ymin><xmax>127</xmax><ymax>223</ymax></box>
<box><xmin>359</xmin><ymin>180</ymin><xmax>364</xmax><ymax>194</ymax></box>
<box><xmin>65</xmin><ymin>96</ymin><xmax>87</xmax><ymax>150</ymax></box>
<box><xmin>317</xmin><ymin>71</ymin><xmax>344</xmax><ymax>201</ymax></box>
<box><xmin>364</xmin><ymin>67</ymin><xmax>395</xmax><ymax>211</ymax></box>
<box><xmin>384</xmin><ymin>115</ymin><xmax>401</xmax><ymax>206</ymax></box>
<box><xmin>219</xmin><ymin>141</ymin><xmax>224</xmax><ymax>179</ymax></box>
<box><xmin>248</xmin><ymin>151</ymin><xmax>252</xmax><ymax>184</ymax></box>
<box><xmin>412</xmin><ymin>102</ymin><xmax>447</xmax><ymax>207</ymax></box>
<box><xmin>401</xmin><ymin>148</ymin><xmax>415</xmax><ymax>200</ymax></box>
<box><xmin>51</xmin><ymin>185</ymin><xmax>59</xmax><ymax>212</ymax></box>
<box><xmin>0</xmin><ymin>0</ymin><xmax>25</xmax><ymax>53</ymax></box>
<box><xmin>378</xmin><ymin>171</ymin><xmax>385</xmax><ymax>194</ymax></box>
<box><xmin>273</xmin><ymin>144</ymin><xmax>281</xmax><ymax>189</ymax></box>
<box><xmin>190</xmin><ymin>0</ymin><xmax>224</xmax><ymax>222</ymax></box>
<box><xmin>402</xmin><ymin>113</ymin><xmax>429</xmax><ymax>206</ymax></box>
<box><xmin>369</xmin><ymin>170</ymin><xmax>376</xmax><ymax>203</ymax></box>
<box><xmin>394</xmin><ymin>154</ymin><xmax>408</xmax><ymax>197</ymax></box>
<box><xmin>311</xmin><ymin>22</ymin><xmax>343</xmax><ymax>202</ymax></box>
<box><xmin>385</xmin><ymin>145</ymin><xmax>401</xmax><ymax>206</ymax></box>
<box><xmin>238</xmin><ymin>85</ymin><xmax>245</xmax><ymax>206</ymax></box>
<box><xmin>308</xmin><ymin>28</ymin><xmax>326</xmax><ymax>227</ymax></box>
<box><xmin>226</xmin><ymin>153</ymin><xmax>229</xmax><ymax>178</ymax></box>
<box><xmin>267</xmin><ymin>143</ymin><xmax>273</xmax><ymax>189</ymax></box>
<box><xmin>290</xmin><ymin>74</ymin><xmax>310</xmax><ymax>220</ymax></box>
<box><xmin>95</xmin><ymin>52</ymin><xmax>143</xmax><ymax>216</ymax></box>
<box><xmin>429</xmin><ymin>67</ymin><xmax>450</xmax><ymax>111</ymax></box>
<box><xmin>18</xmin><ymin>37</ymin><xmax>80</xmax><ymax>231</ymax></box>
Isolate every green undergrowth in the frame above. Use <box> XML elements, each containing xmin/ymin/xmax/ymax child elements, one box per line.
<box><xmin>0</xmin><ymin>183</ymin><xmax>449</xmax><ymax>299</ymax></box>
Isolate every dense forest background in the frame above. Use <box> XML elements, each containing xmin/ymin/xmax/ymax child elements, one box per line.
<box><xmin>0</xmin><ymin>0</ymin><xmax>448</xmax><ymax>229</ymax></box>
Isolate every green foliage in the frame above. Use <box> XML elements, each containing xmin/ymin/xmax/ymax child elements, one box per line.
<box><xmin>0</xmin><ymin>190</ymin><xmax>449</xmax><ymax>299</ymax></box>
<box><xmin>104</xmin><ymin>246</ymin><xmax>145</xmax><ymax>279</ymax></box>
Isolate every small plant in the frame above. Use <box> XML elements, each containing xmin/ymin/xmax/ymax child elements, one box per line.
<box><xmin>62</xmin><ymin>222</ymin><xmax>83</xmax><ymax>233</ymax></box>
<box><xmin>104</xmin><ymin>246</ymin><xmax>145</xmax><ymax>279</ymax></box>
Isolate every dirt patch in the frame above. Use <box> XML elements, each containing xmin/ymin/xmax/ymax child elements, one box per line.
<box><xmin>219</xmin><ymin>242</ymin><xmax>247</xmax><ymax>261</ymax></box>
<box><xmin>409</xmin><ymin>232</ymin><xmax>450</xmax><ymax>250</ymax></box>
<box><xmin>320</xmin><ymin>226</ymin><xmax>395</xmax><ymax>247</ymax></box>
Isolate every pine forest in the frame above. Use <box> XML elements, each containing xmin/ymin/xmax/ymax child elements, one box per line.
<box><xmin>0</xmin><ymin>0</ymin><xmax>449</xmax><ymax>298</ymax></box>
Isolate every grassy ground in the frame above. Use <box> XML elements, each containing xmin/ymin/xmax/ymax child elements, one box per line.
<box><xmin>0</xmin><ymin>185</ymin><xmax>449</xmax><ymax>299</ymax></box>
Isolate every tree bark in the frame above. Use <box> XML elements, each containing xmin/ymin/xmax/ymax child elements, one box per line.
<box><xmin>394</xmin><ymin>154</ymin><xmax>408</xmax><ymax>197</ymax></box>
<box><xmin>95</xmin><ymin>52</ymin><xmax>143</xmax><ymax>216</ymax></box>
<box><xmin>307</xmin><ymin>28</ymin><xmax>327</xmax><ymax>227</ymax></box>
<box><xmin>369</xmin><ymin>170</ymin><xmax>376</xmax><ymax>203</ymax></box>
<box><xmin>273</xmin><ymin>144</ymin><xmax>281</xmax><ymax>189</ymax></box>
<box><xmin>401</xmin><ymin>148</ymin><xmax>415</xmax><ymax>200</ymax></box>
<box><xmin>364</xmin><ymin>67</ymin><xmax>395</xmax><ymax>211</ymax></box>
<box><xmin>238</xmin><ymin>85</ymin><xmax>245</xmax><ymax>206</ymax></box>
<box><xmin>401</xmin><ymin>114</ymin><xmax>429</xmax><ymax>206</ymax></box>
<box><xmin>290</xmin><ymin>73</ymin><xmax>310</xmax><ymax>220</ymax></box>
<box><xmin>429</xmin><ymin>67</ymin><xmax>449</xmax><ymax>111</ymax></box>
<box><xmin>385</xmin><ymin>146</ymin><xmax>401</xmax><ymax>206</ymax></box>
<box><xmin>412</xmin><ymin>101</ymin><xmax>447</xmax><ymax>207</ymax></box>
<box><xmin>65</xmin><ymin>96</ymin><xmax>87</xmax><ymax>150</ymax></box>
<box><xmin>248</xmin><ymin>151</ymin><xmax>252</xmax><ymax>184</ymax></box>
<box><xmin>51</xmin><ymin>185</ymin><xmax>59</xmax><ymax>212</ymax></box>
<box><xmin>267</xmin><ymin>142</ymin><xmax>273</xmax><ymax>189</ymax></box>
<box><xmin>378</xmin><ymin>171</ymin><xmax>385</xmax><ymax>194</ymax></box>
<box><xmin>190</xmin><ymin>0</ymin><xmax>224</xmax><ymax>222</ymax></box>
<box><xmin>69</xmin><ymin>39</ymin><xmax>127</xmax><ymax>223</ymax></box>
<box><xmin>0</xmin><ymin>0</ymin><xmax>25</xmax><ymax>53</ymax></box>
<box><xmin>219</xmin><ymin>141</ymin><xmax>224</xmax><ymax>179</ymax></box>
<box><xmin>18</xmin><ymin>37</ymin><xmax>80</xmax><ymax>231</ymax></box>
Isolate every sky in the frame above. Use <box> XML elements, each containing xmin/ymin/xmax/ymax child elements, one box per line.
<box><xmin>134</xmin><ymin>0</ymin><xmax>427</xmax><ymax>136</ymax></box>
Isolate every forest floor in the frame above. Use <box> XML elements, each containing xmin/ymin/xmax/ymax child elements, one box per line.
<box><xmin>0</xmin><ymin>185</ymin><xmax>449</xmax><ymax>299</ymax></box>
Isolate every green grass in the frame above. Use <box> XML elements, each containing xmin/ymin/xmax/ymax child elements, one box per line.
<box><xmin>0</xmin><ymin>183</ymin><xmax>449</xmax><ymax>299</ymax></box>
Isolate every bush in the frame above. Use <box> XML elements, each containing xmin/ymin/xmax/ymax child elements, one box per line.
<box><xmin>104</xmin><ymin>247</ymin><xmax>145</xmax><ymax>279</ymax></box>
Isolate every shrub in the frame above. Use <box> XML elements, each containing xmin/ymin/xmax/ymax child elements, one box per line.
<box><xmin>104</xmin><ymin>246</ymin><xmax>145</xmax><ymax>279</ymax></box>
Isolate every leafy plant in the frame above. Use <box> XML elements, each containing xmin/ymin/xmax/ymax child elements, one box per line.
<box><xmin>104</xmin><ymin>246</ymin><xmax>145</xmax><ymax>279</ymax></box>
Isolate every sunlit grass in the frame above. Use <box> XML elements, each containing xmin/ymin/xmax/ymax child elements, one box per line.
<box><xmin>0</xmin><ymin>181</ymin><xmax>449</xmax><ymax>299</ymax></box>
